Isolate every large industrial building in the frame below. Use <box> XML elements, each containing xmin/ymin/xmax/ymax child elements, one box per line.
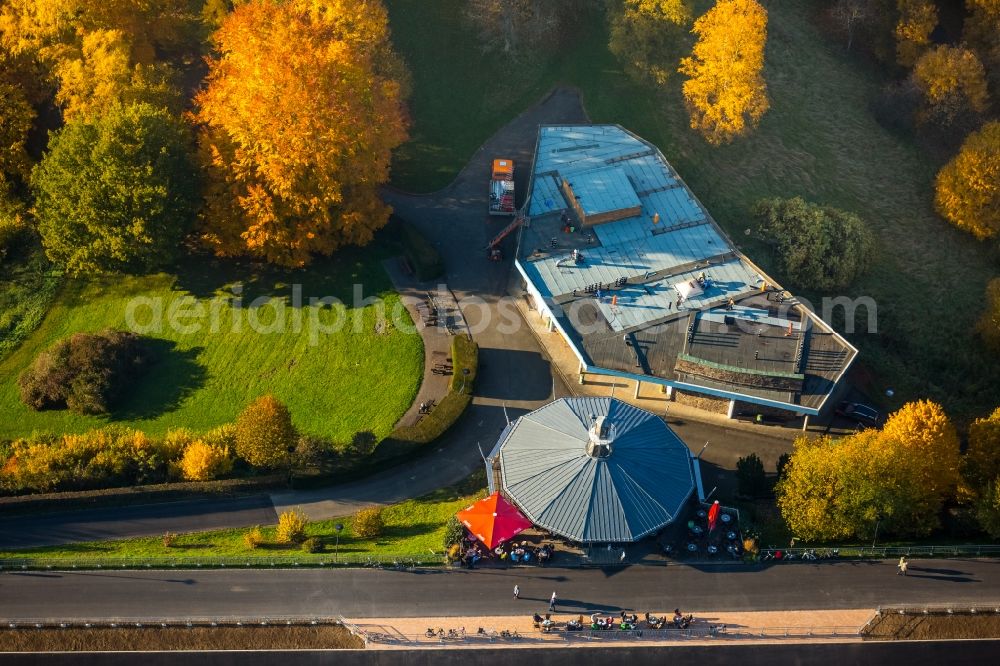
<box><xmin>514</xmin><ymin>125</ymin><xmax>857</xmax><ymax>423</ymax></box>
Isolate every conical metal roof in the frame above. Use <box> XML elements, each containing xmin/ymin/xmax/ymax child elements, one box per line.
<box><xmin>495</xmin><ymin>397</ymin><xmax>695</xmax><ymax>543</ymax></box>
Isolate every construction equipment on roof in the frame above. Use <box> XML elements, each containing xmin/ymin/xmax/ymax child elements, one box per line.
<box><xmin>486</xmin><ymin>214</ymin><xmax>524</xmax><ymax>261</ymax></box>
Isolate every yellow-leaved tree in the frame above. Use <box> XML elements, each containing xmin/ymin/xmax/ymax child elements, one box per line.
<box><xmin>965</xmin><ymin>406</ymin><xmax>1000</xmax><ymax>492</ymax></box>
<box><xmin>880</xmin><ymin>399</ymin><xmax>961</xmax><ymax>500</ymax></box>
<box><xmin>894</xmin><ymin>0</ymin><xmax>937</xmax><ymax>67</ymax></box>
<box><xmin>777</xmin><ymin>400</ymin><xmax>961</xmax><ymax>541</ymax></box>
<box><xmin>964</xmin><ymin>0</ymin><xmax>1000</xmax><ymax>91</ymax></box>
<box><xmin>52</xmin><ymin>29</ymin><xmax>181</xmax><ymax>120</ymax></box>
<box><xmin>678</xmin><ymin>0</ymin><xmax>769</xmax><ymax>145</ymax></box>
<box><xmin>609</xmin><ymin>0</ymin><xmax>692</xmax><ymax>85</ymax></box>
<box><xmin>912</xmin><ymin>45</ymin><xmax>990</xmax><ymax>129</ymax></box>
<box><xmin>194</xmin><ymin>0</ymin><xmax>409</xmax><ymax>267</ymax></box>
<box><xmin>934</xmin><ymin>121</ymin><xmax>1000</xmax><ymax>240</ymax></box>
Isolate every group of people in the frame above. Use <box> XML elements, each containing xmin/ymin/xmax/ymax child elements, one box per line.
<box><xmin>533</xmin><ymin>609</ymin><xmax>697</xmax><ymax>633</ymax></box>
<box><xmin>457</xmin><ymin>538</ymin><xmax>556</xmax><ymax>568</ymax></box>
<box><xmin>494</xmin><ymin>541</ymin><xmax>554</xmax><ymax>565</ymax></box>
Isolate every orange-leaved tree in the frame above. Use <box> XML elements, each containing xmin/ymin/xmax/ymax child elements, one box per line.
<box><xmin>678</xmin><ymin>0</ymin><xmax>769</xmax><ymax>145</ymax></box>
<box><xmin>234</xmin><ymin>394</ymin><xmax>297</xmax><ymax>469</ymax></box>
<box><xmin>912</xmin><ymin>45</ymin><xmax>989</xmax><ymax>129</ymax></box>
<box><xmin>894</xmin><ymin>0</ymin><xmax>937</xmax><ymax>68</ymax></box>
<box><xmin>934</xmin><ymin>121</ymin><xmax>1000</xmax><ymax>240</ymax></box>
<box><xmin>194</xmin><ymin>0</ymin><xmax>409</xmax><ymax>267</ymax></box>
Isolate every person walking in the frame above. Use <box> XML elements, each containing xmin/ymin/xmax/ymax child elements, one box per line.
<box><xmin>549</xmin><ymin>591</ymin><xmax>557</xmax><ymax>612</ymax></box>
<box><xmin>897</xmin><ymin>556</ymin><xmax>908</xmax><ymax>576</ymax></box>
<box><xmin>513</xmin><ymin>584</ymin><xmax>520</xmax><ymax>599</ymax></box>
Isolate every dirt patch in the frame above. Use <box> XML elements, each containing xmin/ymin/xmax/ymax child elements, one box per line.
<box><xmin>863</xmin><ymin>612</ymin><xmax>1000</xmax><ymax>640</ymax></box>
<box><xmin>0</xmin><ymin>625</ymin><xmax>362</xmax><ymax>652</ymax></box>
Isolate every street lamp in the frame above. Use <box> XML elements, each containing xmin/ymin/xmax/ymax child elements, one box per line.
<box><xmin>334</xmin><ymin>523</ymin><xmax>344</xmax><ymax>563</ymax></box>
<box><xmin>459</xmin><ymin>367</ymin><xmax>471</xmax><ymax>394</ymax></box>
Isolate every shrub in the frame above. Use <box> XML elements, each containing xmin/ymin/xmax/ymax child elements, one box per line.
<box><xmin>443</xmin><ymin>515</ymin><xmax>465</xmax><ymax>549</ymax></box>
<box><xmin>0</xmin><ymin>426</ymin><xmax>171</xmax><ymax>493</ymax></box>
<box><xmin>753</xmin><ymin>197</ymin><xmax>877</xmax><ymax>291</ymax></box>
<box><xmin>244</xmin><ymin>525</ymin><xmax>264</xmax><ymax>550</ymax></box>
<box><xmin>736</xmin><ymin>452</ymin><xmax>768</xmax><ymax>498</ymax></box>
<box><xmin>234</xmin><ymin>395</ymin><xmax>297</xmax><ymax>469</ymax></box>
<box><xmin>775</xmin><ymin>452</ymin><xmax>792</xmax><ymax>480</ymax></box>
<box><xmin>446</xmin><ymin>543</ymin><xmax>462</xmax><ymax>562</ymax></box>
<box><xmin>276</xmin><ymin>509</ymin><xmax>309</xmax><ymax>544</ymax></box>
<box><xmin>18</xmin><ymin>329</ymin><xmax>148</xmax><ymax>414</ymax></box>
<box><xmin>301</xmin><ymin>537</ymin><xmax>323</xmax><ymax>553</ymax></box>
<box><xmin>178</xmin><ymin>440</ymin><xmax>233</xmax><ymax>482</ymax></box>
<box><xmin>352</xmin><ymin>506</ymin><xmax>385</xmax><ymax>539</ymax></box>
<box><xmin>162</xmin><ymin>532</ymin><xmax>177</xmax><ymax>548</ymax></box>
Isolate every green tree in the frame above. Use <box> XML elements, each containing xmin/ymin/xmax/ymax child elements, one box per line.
<box><xmin>975</xmin><ymin>477</ymin><xmax>1000</xmax><ymax>538</ymax></box>
<box><xmin>736</xmin><ymin>452</ymin><xmax>767</xmax><ymax>498</ymax></box>
<box><xmin>234</xmin><ymin>394</ymin><xmax>297</xmax><ymax>469</ymax></box>
<box><xmin>31</xmin><ymin>102</ymin><xmax>197</xmax><ymax>275</ymax></box>
<box><xmin>753</xmin><ymin>197</ymin><xmax>877</xmax><ymax>291</ymax></box>
<box><xmin>608</xmin><ymin>0</ymin><xmax>691</xmax><ymax>85</ymax></box>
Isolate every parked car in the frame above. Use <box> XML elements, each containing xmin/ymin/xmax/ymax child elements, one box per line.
<box><xmin>836</xmin><ymin>402</ymin><xmax>880</xmax><ymax>427</ymax></box>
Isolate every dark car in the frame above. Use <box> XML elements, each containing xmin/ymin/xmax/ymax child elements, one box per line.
<box><xmin>836</xmin><ymin>402</ymin><xmax>881</xmax><ymax>427</ymax></box>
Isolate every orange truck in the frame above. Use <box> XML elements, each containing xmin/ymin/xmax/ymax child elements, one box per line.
<box><xmin>489</xmin><ymin>158</ymin><xmax>515</xmax><ymax>216</ymax></box>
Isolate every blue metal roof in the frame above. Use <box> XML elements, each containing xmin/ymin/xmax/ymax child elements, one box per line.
<box><xmin>564</xmin><ymin>166</ymin><xmax>641</xmax><ymax>217</ymax></box>
<box><xmin>495</xmin><ymin>397</ymin><xmax>695</xmax><ymax>543</ymax></box>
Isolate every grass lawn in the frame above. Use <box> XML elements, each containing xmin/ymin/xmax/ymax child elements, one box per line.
<box><xmin>386</xmin><ymin>0</ymin><xmax>1000</xmax><ymax>421</ymax></box>
<box><xmin>0</xmin><ymin>242</ymin><xmax>423</xmax><ymax>442</ymax></box>
<box><xmin>0</xmin><ymin>480</ymin><xmax>486</xmax><ymax>562</ymax></box>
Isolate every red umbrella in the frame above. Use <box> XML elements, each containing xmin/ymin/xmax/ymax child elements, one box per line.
<box><xmin>707</xmin><ymin>500</ymin><xmax>721</xmax><ymax>532</ymax></box>
<box><xmin>456</xmin><ymin>492</ymin><xmax>533</xmax><ymax>549</ymax></box>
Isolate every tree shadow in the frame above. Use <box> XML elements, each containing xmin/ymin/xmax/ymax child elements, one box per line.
<box><xmin>111</xmin><ymin>339</ymin><xmax>208</xmax><ymax>420</ymax></box>
<box><xmin>170</xmin><ymin>243</ymin><xmax>399</xmax><ymax>307</ymax></box>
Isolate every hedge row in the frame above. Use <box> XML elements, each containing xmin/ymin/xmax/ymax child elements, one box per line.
<box><xmin>0</xmin><ymin>474</ymin><xmax>285</xmax><ymax>517</ymax></box>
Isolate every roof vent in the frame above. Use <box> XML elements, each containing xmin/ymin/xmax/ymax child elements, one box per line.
<box><xmin>586</xmin><ymin>416</ymin><xmax>615</xmax><ymax>459</ymax></box>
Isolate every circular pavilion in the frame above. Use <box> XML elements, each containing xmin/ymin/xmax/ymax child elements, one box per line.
<box><xmin>487</xmin><ymin>397</ymin><xmax>697</xmax><ymax>544</ymax></box>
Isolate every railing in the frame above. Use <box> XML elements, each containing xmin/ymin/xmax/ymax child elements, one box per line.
<box><xmin>0</xmin><ymin>554</ymin><xmax>440</xmax><ymax>571</ymax></box>
<box><xmin>1</xmin><ymin>616</ymin><xmax>343</xmax><ymax>628</ymax></box>
<box><xmin>757</xmin><ymin>544</ymin><xmax>1000</xmax><ymax>561</ymax></box>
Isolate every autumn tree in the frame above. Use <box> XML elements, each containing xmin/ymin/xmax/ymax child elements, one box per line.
<box><xmin>52</xmin><ymin>29</ymin><xmax>181</xmax><ymax>120</ymax></box>
<box><xmin>31</xmin><ymin>102</ymin><xmax>198</xmax><ymax>274</ymax></box>
<box><xmin>964</xmin><ymin>0</ymin><xmax>1000</xmax><ymax>95</ymax></box>
<box><xmin>678</xmin><ymin>0</ymin><xmax>769</xmax><ymax>145</ymax></box>
<box><xmin>880</xmin><ymin>399</ymin><xmax>961</xmax><ymax>500</ymax></box>
<box><xmin>609</xmin><ymin>0</ymin><xmax>692</xmax><ymax>85</ymax></box>
<box><xmin>934</xmin><ymin>121</ymin><xmax>1000</xmax><ymax>240</ymax></box>
<box><xmin>894</xmin><ymin>0</ymin><xmax>937</xmax><ymax>68</ymax></box>
<box><xmin>194</xmin><ymin>0</ymin><xmax>409</xmax><ymax>267</ymax></box>
<box><xmin>0</xmin><ymin>0</ymin><xmax>199</xmax><ymax>64</ymax></box>
<box><xmin>965</xmin><ymin>406</ymin><xmax>1000</xmax><ymax>492</ymax></box>
<box><xmin>978</xmin><ymin>279</ymin><xmax>1000</xmax><ymax>353</ymax></box>
<box><xmin>912</xmin><ymin>46</ymin><xmax>989</xmax><ymax>132</ymax></box>
<box><xmin>776</xmin><ymin>400</ymin><xmax>961</xmax><ymax>540</ymax></box>
<box><xmin>234</xmin><ymin>395</ymin><xmax>297</xmax><ymax>469</ymax></box>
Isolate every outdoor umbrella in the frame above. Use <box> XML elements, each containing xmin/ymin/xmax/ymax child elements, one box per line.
<box><xmin>456</xmin><ymin>492</ymin><xmax>533</xmax><ymax>549</ymax></box>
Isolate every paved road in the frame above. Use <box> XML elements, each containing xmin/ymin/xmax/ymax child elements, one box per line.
<box><xmin>3</xmin><ymin>559</ymin><xmax>999</xmax><ymax>620</ymax></box>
